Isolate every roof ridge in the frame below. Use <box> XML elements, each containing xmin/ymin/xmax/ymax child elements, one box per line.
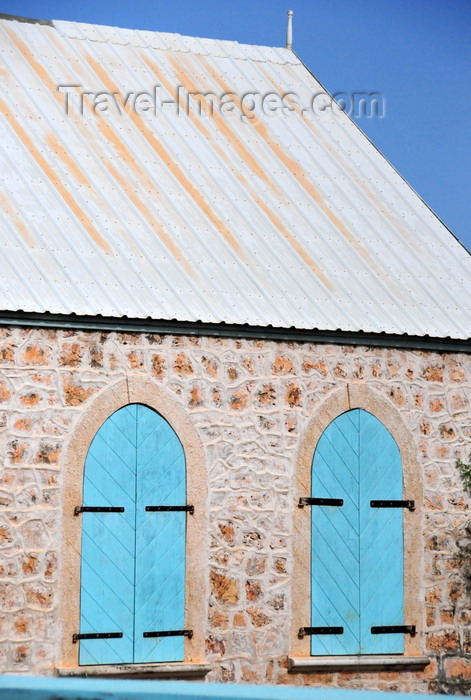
<box><xmin>46</xmin><ymin>17</ymin><xmax>297</xmax><ymax>63</ymax></box>
<box><xmin>0</xmin><ymin>14</ymin><xmax>300</xmax><ymax>64</ymax></box>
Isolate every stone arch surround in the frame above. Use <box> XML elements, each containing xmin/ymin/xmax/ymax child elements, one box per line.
<box><xmin>290</xmin><ymin>382</ymin><xmax>424</xmax><ymax>660</ymax></box>
<box><xmin>58</xmin><ymin>375</ymin><xmax>208</xmax><ymax>669</ymax></box>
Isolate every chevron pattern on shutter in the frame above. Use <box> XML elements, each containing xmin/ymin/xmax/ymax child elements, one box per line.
<box><xmin>311</xmin><ymin>409</ymin><xmax>404</xmax><ymax>656</ymax></box>
<box><xmin>79</xmin><ymin>404</ymin><xmax>187</xmax><ymax>665</ymax></box>
<box><xmin>359</xmin><ymin>411</ymin><xmax>404</xmax><ymax>654</ymax></box>
<box><xmin>135</xmin><ymin>405</ymin><xmax>186</xmax><ymax>663</ymax></box>
<box><xmin>79</xmin><ymin>406</ymin><xmax>137</xmax><ymax>665</ymax></box>
<box><xmin>311</xmin><ymin>410</ymin><xmax>360</xmax><ymax>655</ymax></box>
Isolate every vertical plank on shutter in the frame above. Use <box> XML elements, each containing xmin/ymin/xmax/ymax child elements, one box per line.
<box><xmin>79</xmin><ymin>405</ymin><xmax>137</xmax><ymax>665</ymax></box>
<box><xmin>359</xmin><ymin>411</ymin><xmax>404</xmax><ymax>654</ymax></box>
<box><xmin>311</xmin><ymin>410</ymin><xmax>361</xmax><ymax>655</ymax></box>
<box><xmin>134</xmin><ymin>405</ymin><xmax>186</xmax><ymax>663</ymax></box>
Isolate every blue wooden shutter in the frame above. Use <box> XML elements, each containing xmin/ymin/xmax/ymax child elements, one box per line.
<box><xmin>311</xmin><ymin>410</ymin><xmax>361</xmax><ymax>655</ymax></box>
<box><xmin>79</xmin><ymin>404</ymin><xmax>186</xmax><ymax>665</ymax></box>
<box><xmin>134</xmin><ymin>404</ymin><xmax>186</xmax><ymax>663</ymax></box>
<box><xmin>311</xmin><ymin>409</ymin><xmax>404</xmax><ymax>655</ymax></box>
<box><xmin>358</xmin><ymin>410</ymin><xmax>404</xmax><ymax>654</ymax></box>
<box><xmin>79</xmin><ymin>405</ymin><xmax>137</xmax><ymax>665</ymax></box>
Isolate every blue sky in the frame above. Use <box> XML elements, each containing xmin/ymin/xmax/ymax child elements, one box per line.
<box><xmin>2</xmin><ymin>0</ymin><xmax>470</xmax><ymax>252</ymax></box>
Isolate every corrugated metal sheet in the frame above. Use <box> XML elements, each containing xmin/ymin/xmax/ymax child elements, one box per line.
<box><xmin>0</xmin><ymin>16</ymin><xmax>470</xmax><ymax>339</ymax></box>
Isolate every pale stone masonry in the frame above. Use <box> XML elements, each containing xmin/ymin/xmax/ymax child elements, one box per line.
<box><xmin>0</xmin><ymin>325</ymin><xmax>470</xmax><ymax>693</ymax></box>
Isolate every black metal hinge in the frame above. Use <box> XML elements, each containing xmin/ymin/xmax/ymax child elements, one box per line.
<box><xmin>371</xmin><ymin>625</ymin><xmax>416</xmax><ymax>637</ymax></box>
<box><xmin>73</xmin><ymin>632</ymin><xmax>123</xmax><ymax>643</ymax></box>
<box><xmin>143</xmin><ymin>629</ymin><xmax>193</xmax><ymax>639</ymax></box>
<box><xmin>145</xmin><ymin>505</ymin><xmax>194</xmax><ymax>514</ymax></box>
<box><xmin>298</xmin><ymin>626</ymin><xmax>344</xmax><ymax>638</ymax></box>
<box><xmin>370</xmin><ymin>500</ymin><xmax>415</xmax><ymax>512</ymax></box>
<box><xmin>298</xmin><ymin>497</ymin><xmax>343</xmax><ymax>508</ymax></box>
<box><xmin>74</xmin><ymin>506</ymin><xmax>124</xmax><ymax>516</ymax></box>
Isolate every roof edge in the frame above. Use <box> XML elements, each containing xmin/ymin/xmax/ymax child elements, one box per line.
<box><xmin>0</xmin><ymin>13</ymin><xmax>53</xmax><ymax>26</ymax></box>
<box><xmin>0</xmin><ymin>312</ymin><xmax>469</xmax><ymax>353</ymax></box>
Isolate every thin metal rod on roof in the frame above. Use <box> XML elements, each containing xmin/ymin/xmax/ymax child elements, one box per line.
<box><xmin>286</xmin><ymin>10</ymin><xmax>293</xmax><ymax>50</ymax></box>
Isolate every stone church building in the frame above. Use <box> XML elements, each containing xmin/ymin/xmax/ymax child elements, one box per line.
<box><xmin>0</xmin><ymin>12</ymin><xmax>471</xmax><ymax>695</ymax></box>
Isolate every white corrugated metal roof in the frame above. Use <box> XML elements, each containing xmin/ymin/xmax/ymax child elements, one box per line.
<box><xmin>0</xmin><ymin>15</ymin><xmax>470</xmax><ymax>339</ymax></box>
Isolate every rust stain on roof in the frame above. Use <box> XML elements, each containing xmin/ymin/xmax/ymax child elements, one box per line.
<box><xmin>0</xmin><ymin>97</ymin><xmax>111</xmax><ymax>253</ymax></box>
<box><xmin>256</xmin><ymin>62</ymin><xmax>301</xmax><ymax>113</ymax></box>
<box><xmin>256</xmin><ymin>61</ymin><xmax>326</xmax><ymax>132</ymax></box>
<box><xmin>140</xmin><ymin>52</ymin><xmax>228</xmax><ymax>163</ymax></box>
<box><xmin>0</xmin><ymin>190</ymin><xmax>34</xmax><ymax>247</ymax></box>
<box><xmin>85</xmin><ymin>54</ymin><xmax>245</xmax><ymax>258</ymax></box>
<box><xmin>153</xmin><ymin>52</ymin><xmax>332</xmax><ymax>286</ymax></box>
<box><xmin>4</xmin><ymin>24</ymin><xmax>60</xmax><ymax>98</ymax></box>
<box><xmin>95</xmin><ymin>117</ymin><xmax>194</xmax><ymax>276</ymax></box>
<box><xmin>46</xmin><ymin>132</ymin><xmax>90</xmax><ymax>187</ymax></box>
<box><xmin>202</xmin><ymin>57</ymin><xmax>381</xmax><ymax>274</ymax></box>
<box><xmin>169</xmin><ymin>53</ymin><xmax>284</xmax><ymax>200</ymax></box>
<box><xmin>279</xmin><ymin>62</ymin><xmax>423</xmax><ymax>256</ymax></box>
<box><xmin>254</xmin><ymin>118</ymin><xmax>381</xmax><ymax>271</ymax></box>
<box><xmin>159</xmin><ymin>54</ymin><xmax>328</xmax><ymax>279</ymax></box>
<box><xmin>46</xmin><ymin>128</ymin><xmax>188</xmax><ymax>269</ymax></box>
<box><xmin>303</xmin><ymin>113</ymin><xmax>422</xmax><ymax>256</ymax></box>
<box><xmin>94</xmin><ymin>116</ymin><xmax>136</xmax><ymax>166</ymax></box>
<box><xmin>253</xmin><ymin>194</ymin><xmax>333</xmax><ymax>291</ymax></box>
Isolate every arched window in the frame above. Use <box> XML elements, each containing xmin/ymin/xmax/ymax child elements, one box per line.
<box><xmin>309</xmin><ymin>409</ymin><xmax>405</xmax><ymax>655</ymax></box>
<box><xmin>77</xmin><ymin>404</ymin><xmax>189</xmax><ymax>666</ymax></box>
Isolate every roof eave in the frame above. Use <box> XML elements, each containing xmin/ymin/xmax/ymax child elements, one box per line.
<box><xmin>1</xmin><ymin>310</ymin><xmax>469</xmax><ymax>353</ymax></box>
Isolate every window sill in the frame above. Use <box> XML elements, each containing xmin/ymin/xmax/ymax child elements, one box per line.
<box><xmin>288</xmin><ymin>655</ymin><xmax>430</xmax><ymax>673</ymax></box>
<box><xmin>56</xmin><ymin>662</ymin><xmax>211</xmax><ymax>679</ymax></box>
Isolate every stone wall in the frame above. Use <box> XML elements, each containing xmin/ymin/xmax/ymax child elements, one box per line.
<box><xmin>0</xmin><ymin>326</ymin><xmax>470</xmax><ymax>693</ymax></box>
